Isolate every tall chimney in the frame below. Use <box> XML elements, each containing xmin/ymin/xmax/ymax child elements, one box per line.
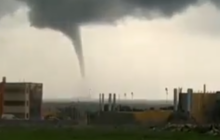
<box><xmin>112</xmin><ymin>93</ymin><xmax>116</xmax><ymax>111</ymax></box>
<box><xmin>203</xmin><ymin>84</ymin><xmax>206</xmax><ymax>93</ymax></box>
<box><xmin>178</xmin><ymin>87</ymin><xmax>182</xmax><ymax>93</ymax></box>
<box><xmin>101</xmin><ymin>93</ymin><xmax>104</xmax><ymax>111</ymax></box>
<box><xmin>173</xmin><ymin>88</ymin><xmax>178</xmax><ymax>111</ymax></box>
<box><xmin>2</xmin><ymin>77</ymin><xmax>6</xmax><ymax>83</ymax></box>
<box><xmin>187</xmin><ymin>88</ymin><xmax>193</xmax><ymax>113</ymax></box>
<box><xmin>108</xmin><ymin>93</ymin><xmax>112</xmax><ymax>111</ymax></box>
<box><xmin>99</xmin><ymin>93</ymin><xmax>102</xmax><ymax>111</ymax></box>
<box><xmin>203</xmin><ymin>84</ymin><xmax>206</xmax><ymax>108</ymax></box>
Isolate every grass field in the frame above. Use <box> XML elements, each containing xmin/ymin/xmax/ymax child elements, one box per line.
<box><xmin>1</xmin><ymin>127</ymin><xmax>219</xmax><ymax>140</ymax></box>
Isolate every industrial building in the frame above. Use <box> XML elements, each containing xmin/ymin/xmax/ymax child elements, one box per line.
<box><xmin>173</xmin><ymin>86</ymin><xmax>220</xmax><ymax>123</ymax></box>
<box><xmin>0</xmin><ymin>77</ymin><xmax>43</xmax><ymax>120</ymax></box>
<box><xmin>95</xmin><ymin>86</ymin><xmax>220</xmax><ymax>125</ymax></box>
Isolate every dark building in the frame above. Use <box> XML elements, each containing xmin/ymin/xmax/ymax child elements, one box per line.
<box><xmin>29</xmin><ymin>83</ymin><xmax>43</xmax><ymax>120</ymax></box>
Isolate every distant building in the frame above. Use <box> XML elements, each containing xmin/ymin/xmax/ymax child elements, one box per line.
<box><xmin>0</xmin><ymin>78</ymin><xmax>43</xmax><ymax>120</ymax></box>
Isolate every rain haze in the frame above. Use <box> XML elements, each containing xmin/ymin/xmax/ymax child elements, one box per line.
<box><xmin>0</xmin><ymin>0</ymin><xmax>220</xmax><ymax>101</ymax></box>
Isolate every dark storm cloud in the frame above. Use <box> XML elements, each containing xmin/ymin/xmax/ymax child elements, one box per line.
<box><xmin>211</xmin><ymin>0</ymin><xmax>220</xmax><ymax>7</ymax></box>
<box><xmin>22</xmin><ymin>0</ymin><xmax>203</xmax><ymax>27</ymax></box>
<box><xmin>0</xmin><ymin>0</ymin><xmax>21</xmax><ymax>18</ymax></box>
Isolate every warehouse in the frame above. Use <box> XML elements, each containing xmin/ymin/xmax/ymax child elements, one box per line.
<box><xmin>0</xmin><ymin>77</ymin><xmax>43</xmax><ymax>120</ymax></box>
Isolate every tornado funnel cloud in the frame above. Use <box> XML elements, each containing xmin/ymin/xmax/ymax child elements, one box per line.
<box><xmin>61</xmin><ymin>25</ymin><xmax>85</xmax><ymax>77</ymax></box>
<box><xmin>71</xmin><ymin>27</ymin><xmax>85</xmax><ymax>77</ymax></box>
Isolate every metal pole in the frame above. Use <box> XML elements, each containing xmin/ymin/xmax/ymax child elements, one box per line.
<box><xmin>173</xmin><ymin>88</ymin><xmax>178</xmax><ymax>111</ymax></box>
<box><xmin>99</xmin><ymin>93</ymin><xmax>102</xmax><ymax>111</ymax></box>
<box><xmin>165</xmin><ymin>88</ymin><xmax>168</xmax><ymax>103</ymax></box>
<box><xmin>108</xmin><ymin>93</ymin><xmax>112</xmax><ymax>111</ymax></box>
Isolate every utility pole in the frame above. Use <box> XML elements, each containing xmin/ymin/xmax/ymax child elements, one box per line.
<box><xmin>165</xmin><ymin>88</ymin><xmax>168</xmax><ymax>103</ymax></box>
<box><xmin>131</xmin><ymin>92</ymin><xmax>133</xmax><ymax>100</ymax></box>
<box><xmin>124</xmin><ymin>93</ymin><xmax>126</xmax><ymax>100</ymax></box>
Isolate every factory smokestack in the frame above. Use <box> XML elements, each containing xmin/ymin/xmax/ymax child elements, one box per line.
<box><xmin>99</xmin><ymin>93</ymin><xmax>102</xmax><ymax>111</ymax></box>
<box><xmin>173</xmin><ymin>88</ymin><xmax>178</xmax><ymax>111</ymax></box>
<box><xmin>203</xmin><ymin>84</ymin><xmax>206</xmax><ymax>93</ymax></box>
<box><xmin>186</xmin><ymin>88</ymin><xmax>193</xmax><ymax>113</ymax></box>
<box><xmin>108</xmin><ymin>93</ymin><xmax>112</xmax><ymax>111</ymax></box>
<box><xmin>101</xmin><ymin>93</ymin><xmax>104</xmax><ymax>112</ymax></box>
<box><xmin>2</xmin><ymin>77</ymin><xmax>6</xmax><ymax>83</ymax></box>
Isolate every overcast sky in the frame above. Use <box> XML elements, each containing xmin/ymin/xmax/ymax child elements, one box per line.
<box><xmin>0</xmin><ymin>2</ymin><xmax>220</xmax><ymax>100</ymax></box>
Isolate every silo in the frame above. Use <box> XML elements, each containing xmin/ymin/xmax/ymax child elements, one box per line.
<box><xmin>186</xmin><ymin>88</ymin><xmax>193</xmax><ymax>113</ymax></box>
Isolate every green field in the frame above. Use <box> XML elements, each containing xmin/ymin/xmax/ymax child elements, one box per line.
<box><xmin>1</xmin><ymin>127</ymin><xmax>219</xmax><ymax>140</ymax></box>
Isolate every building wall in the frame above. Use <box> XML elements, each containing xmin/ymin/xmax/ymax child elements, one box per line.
<box><xmin>4</xmin><ymin>93</ymin><xmax>28</xmax><ymax>101</ymax></box>
<box><xmin>29</xmin><ymin>83</ymin><xmax>43</xmax><ymax>120</ymax></box>
<box><xmin>133</xmin><ymin>110</ymin><xmax>172</xmax><ymax>124</ymax></box>
<box><xmin>3</xmin><ymin>83</ymin><xmax>29</xmax><ymax>119</ymax></box>
<box><xmin>191</xmin><ymin>92</ymin><xmax>216</xmax><ymax>123</ymax></box>
<box><xmin>3</xmin><ymin>106</ymin><xmax>29</xmax><ymax>113</ymax></box>
<box><xmin>0</xmin><ymin>82</ymin><xmax>4</xmax><ymax>116</ymax></box>
<box><xmin>179</xmin><ymin>91</ymin><xmax>217</xmax><ymax>123</ymax></box>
